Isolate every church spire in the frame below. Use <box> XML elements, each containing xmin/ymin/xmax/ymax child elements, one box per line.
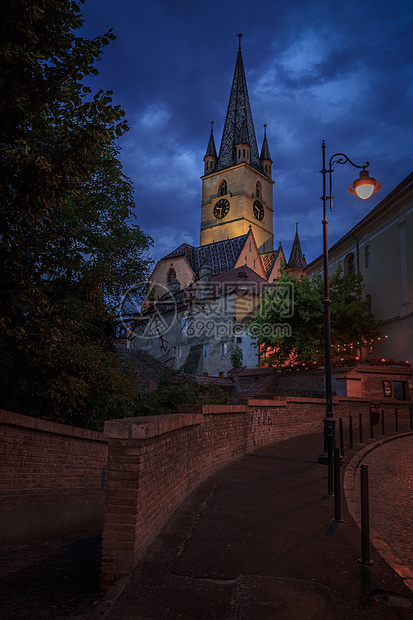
<box><xmin>215</xmin><ymin>34</ymin><xmax>261</xmax><ymax>173</ymax></box>
<box><xmin>260</xmin><ymin>124</ymin><xmax>272</xmax><ymax>178</ymax></box>
<box><xmin>286</xmin><ymin>223</ymin><xmax>307</xmax><ymax>273</ymax></box>
<box><xmin>203</xmin><ymin>121</ymin><xmax>217</xmax><ymax>174</ymax></box>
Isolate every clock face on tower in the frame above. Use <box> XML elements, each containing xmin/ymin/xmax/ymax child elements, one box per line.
<box><xmin>214</xmin><ymin>198</ymin><xmax>230</xmax><ymax>220</ymax></box>
<box><xmin>253</xmin><ymin>200</ymin><xmax>264</xmax><ymax>221</ymax></box>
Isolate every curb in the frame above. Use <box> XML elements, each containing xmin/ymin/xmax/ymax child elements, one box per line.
<box><xmin>343</xmin><ymin>431</ymin><xmax>413</xmax><ymax>592</ymax></box>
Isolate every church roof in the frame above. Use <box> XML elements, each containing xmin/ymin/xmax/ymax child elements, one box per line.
<box><xmin>260</xmin><ymin>244</ymin><xmax>283</xmax><ymax>279</ymax></box>
<box><xmin>215</xmin><ymin>36</ymin><xmax>262</xmax><ymax>174</ymax></box>
<box><xmin>287</xmin><ymin>225</ymin><xmax>307</xmax><ymax>270</ymax></box>
<box><xmin>162</xmin><ymin>232</ymin><xmax>249</xmax><ymax>277</ymax></box>
<box><xmin>260</xmin><ymin>126</ymin><xmax>272</xmax><ymax>162</ymax></box>
<box><xmin>204</xmin><ymin>122</ymin><xmax>217</xmax><ymax>158</ymax></box>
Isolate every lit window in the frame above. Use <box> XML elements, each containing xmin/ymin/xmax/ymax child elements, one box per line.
<box><xmin>365</xmin><ymin>245</ymin><xmax>370</xmax><ymax>268</ymax></box>
<box><xmin>221</xmin><ymin>342</ymin><xmax>227</xmax><ymax>357</ymax></box>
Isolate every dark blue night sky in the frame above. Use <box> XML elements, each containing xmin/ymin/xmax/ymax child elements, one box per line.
<box><xmin>79</xmin><ymin>0</ymin><xmax>413</xmax><ymax>264</ymax></box>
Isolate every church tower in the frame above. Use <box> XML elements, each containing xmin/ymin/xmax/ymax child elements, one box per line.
<box><xmin>200</xmin><ymin>35</ymin><xmax>274</xmax><ymax>254</ymax></box>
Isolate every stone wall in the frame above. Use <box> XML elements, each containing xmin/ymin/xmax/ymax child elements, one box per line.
<box><xmin>100</xmin><ymin>397</ymin><xmax>413</xmax><ymax>591</ymax></box>
<box><xmin>0</xmin><ymin>410</ymin><xmax>108</xmax><ymax>549</ymax></box>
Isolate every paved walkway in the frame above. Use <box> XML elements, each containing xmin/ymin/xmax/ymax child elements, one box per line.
<box><xmin>1</xmin><ymin>431</ymin><xmax>413</xmax><ymax>619</ymax></box>
<box><xmin>345</xmin><ymin>433</ymin><xmax>413</xmax><ymax>589</ymax></box>
<box><xmin>96</xmin><ymin>432</ymin><xmax>413</xmax><ymax>620</ymax></box>
<box><xmin>0</xmin><ymin>528</ymin><xmax>101</xmax><ymax>619</ymax></box>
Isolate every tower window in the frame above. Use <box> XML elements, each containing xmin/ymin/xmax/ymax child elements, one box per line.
<box><xmin>243</xmin><ymin>148</ymin><xmax>246</xmax><ymax>158</ymax></box>
<box><xmin>167</xmin><ymin>268</ymin><xmax>176</xmax><ymax>282</ymax></box>
<box><xmin>255</xmin><ymin>181</ymin><xmax>262</xmax><ymax>198</ymax></box>
<box><xmin>218</xmin><ymin>180</ymin><xmax>227</xmax><ymax>196</ymax></box>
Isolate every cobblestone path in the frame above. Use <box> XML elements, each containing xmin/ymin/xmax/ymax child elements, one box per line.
<box><xmin>0</xmin><ymin>529</ymin><xmax>101</xmax><ymax>619</ymax></box>
<box><xmin>362</xmin><ymin>435</ymin><xmax>413</xmax><ymax>573</ymax></box>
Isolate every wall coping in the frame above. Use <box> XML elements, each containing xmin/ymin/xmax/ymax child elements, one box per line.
<box><xmin>104</xmin><ymin>413</ymin><xmax>204</xmax><ymax>440</ymax></box>
<box><xmin>178</xmin><ymin>404</ymin><xmax>247</xmax><ymax>414</ymax></box>
<box><xmin>0</xmin><ymin>410</ymin><xmax>107</xmax><ymax>443</ymax></box>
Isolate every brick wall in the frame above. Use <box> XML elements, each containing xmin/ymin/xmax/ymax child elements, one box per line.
<box><xmin>100</xmin><ymin>396</ymin><xmax>413</xmax><ymax>591</ymax></box>
<box><xmin>0</xmin><ymin>410</ymin><xmax>108</xmax><ymax>549</ymax></box>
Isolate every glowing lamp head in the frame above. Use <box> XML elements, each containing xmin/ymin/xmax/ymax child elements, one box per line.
<box><xmin>348</xmin><ymin>169</ymin><xmax>381</xmax><ymax>200</ymax></box>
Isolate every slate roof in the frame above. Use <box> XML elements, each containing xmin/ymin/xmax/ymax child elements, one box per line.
<box><xmin>204</xmin><ymin>123</ymin><xmax>217</xmax><ymax>158</ymax></box>
<box><xmin>162</xmin><ymin>233</ymin><xmax>250</xmax><ymax>277</ymax></box>
<box><xmin>214</xmin><ymin>39</ymin><xmax>263</xmax><ymax>175</ymax></box>
<box><xmin>260</xmin><ymin>245</ymin><xmax>282</xmax><ymax>279</ymax></box>
<box><xmin>287</xmin><ymin>229</ymin><xmax>307</xmax><ymax>270</ymax></box>
<box><xmin>260</xmin><ymin>126</ymin><xmax>272</xmax><ymax>162</ymax></box>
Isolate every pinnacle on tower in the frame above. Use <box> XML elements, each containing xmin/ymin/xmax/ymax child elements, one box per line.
<box><xmin>204</xmin><ymin>121</ymin><xmax>217</xmax><ymax>174</ymax></box>
<box><xmin>260</xmin><ymin>124</ymin><xmax>273</xmax><ymax>178</ymax></box>
<box><xmin>286</xmin><ymin>223</ymin><xmax>307</xmax><ymax>271</ymax></box>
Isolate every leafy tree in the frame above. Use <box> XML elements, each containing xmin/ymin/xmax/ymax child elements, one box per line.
<box><xmin>134</xmin><ymin>370</ymin><xmax>229</xmax><ymax>418</ymax></box>
<box><xmin>230</xmin><ymin>346</ymin><xmax>243</xmax><ymax>369</ymax></box>
<box><xmin>0</xmin><ymin>0</ymin><xmax>152</xmax><ymax>428</ymax></box>
<box><xmin>250</xmin><ymin>268</ymin><xmax>378</xmax><ymax>368</ymax></box>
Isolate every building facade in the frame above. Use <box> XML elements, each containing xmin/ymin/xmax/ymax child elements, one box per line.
<box><xmin>305</xmin><ymin>172</ymin><xmax>413</xmax><ymax>364</ymax></box>
<box><xmin>129</xmin><ymin>37</ymin><xmax>306</xmax><ymax>376</ymax></box>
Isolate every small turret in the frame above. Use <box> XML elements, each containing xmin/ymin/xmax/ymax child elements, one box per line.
<box><xmin>260</xmin><ymin>124</ymin><xmax>273</xmax><ymax>178</ymax></box>
<box><xmin>235</xmin><ymin>114</ymin><xmax>251</xmax><ymax>165</ymax></box>
<box><xmin>203</xmin><ymin>121</ymin><xmax>217</xmax><ymax>175</ymax></box>
<box><xmin>286</xmin><ymin>223</ymin><xmax>307</xmax><ymax>276</ymax></box>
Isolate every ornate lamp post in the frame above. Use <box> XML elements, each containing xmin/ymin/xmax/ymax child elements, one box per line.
<box><xmin>318</xmin><ymin>140</ymin><xmax>381</xmax><ymax>464</ymax></box>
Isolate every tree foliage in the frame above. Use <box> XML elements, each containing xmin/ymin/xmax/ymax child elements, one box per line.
<box><xmin>249</xmin><ymin>269</ymin><xmax>379</xmax><ymax>368</ymax></box>
<box><xmin>134</xmin><ymin>370</ymin><xmax>229</xmax><ymax>418</ymax></box>
<box><xmin>0</xmin><ymin>0</ymin><xmax>152</xmax><ymax>428</ymax></box>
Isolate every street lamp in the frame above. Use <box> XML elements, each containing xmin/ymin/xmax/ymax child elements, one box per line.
<box><xmin>318</xmin><ymin>140</ymin><xmax>381</xmax><ymax>464</ymax></box>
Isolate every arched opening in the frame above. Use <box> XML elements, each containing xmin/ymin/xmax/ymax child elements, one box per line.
<box><xmin>218</xmin><ymin>180</ymin><xmax>227</xmax><ymax>196</ymax></box>
<box><xmin>255</xmin><ymin>181</ymin><xmax>262</xmax><ymax>198</ymax></box>
<box><xmin>167</xmin><ymin>268</ymin><xmax>176</xmax><ymax>283</ymax></box>
<box><xmin>344</xmin><ymin>253</ymin><xmax>355</xmax><ymax>275</ymax></box>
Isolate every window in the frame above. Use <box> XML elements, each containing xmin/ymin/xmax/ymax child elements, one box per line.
<box><xmin>243</xmin><ymin>148</ymin><xmax>246</xmax><ymax>158</ymax></box>
<box><xmin>393</xmin><ymin>381</ymin><xmax>406</xmax><ymax>400</ymax></box>
<box><xmin>203</xmin><ymin>344</ymin><xmax>209</xmax><ymax>359</ymax></box>
<box><xmin>220</xmin><ymin>342</ymin><xmax>228</xmax><ymax>357</ymax></box>
<box><xmin>255</xmin><ymin>182</ymin><xmax>261</xmax><ymax>198</ymax></box>
<box><xmin>236</xmin><ymin>337</ymin><xmax>242</xmax><ymax>345</ymax></box>
<box><xmin>218</xmin><ymin>180</ymin><xmax>227</xmax><ymax>196</ymax></box>
<box><xmin>176</xmin><ymin>347</ymin><xmax>182</xmax><ymax>359</ymax></box>
<box><xmin>181</xmin><ymin>316</ymin><xmax>188</xmax><ymax>333</ymax></box>
<box><xmin>365</xmin><ymin>245</ymin><xmax>370</xmax><ymax>268</ymax></box>
<box><xmin>344</xmin><ymin>253</ymin><xmax>355</xmax><ymax>274</ymax></box>
<box><xmin>167</xmin><ymin>268</ymin><xmax>176</xmax><ymax>282</ymax></box>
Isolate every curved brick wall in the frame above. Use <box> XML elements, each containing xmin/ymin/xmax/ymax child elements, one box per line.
<box><xmin>0</xmin><ymin>410</ymin><xmax>108</xmax><ymax>548</ymax></box>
